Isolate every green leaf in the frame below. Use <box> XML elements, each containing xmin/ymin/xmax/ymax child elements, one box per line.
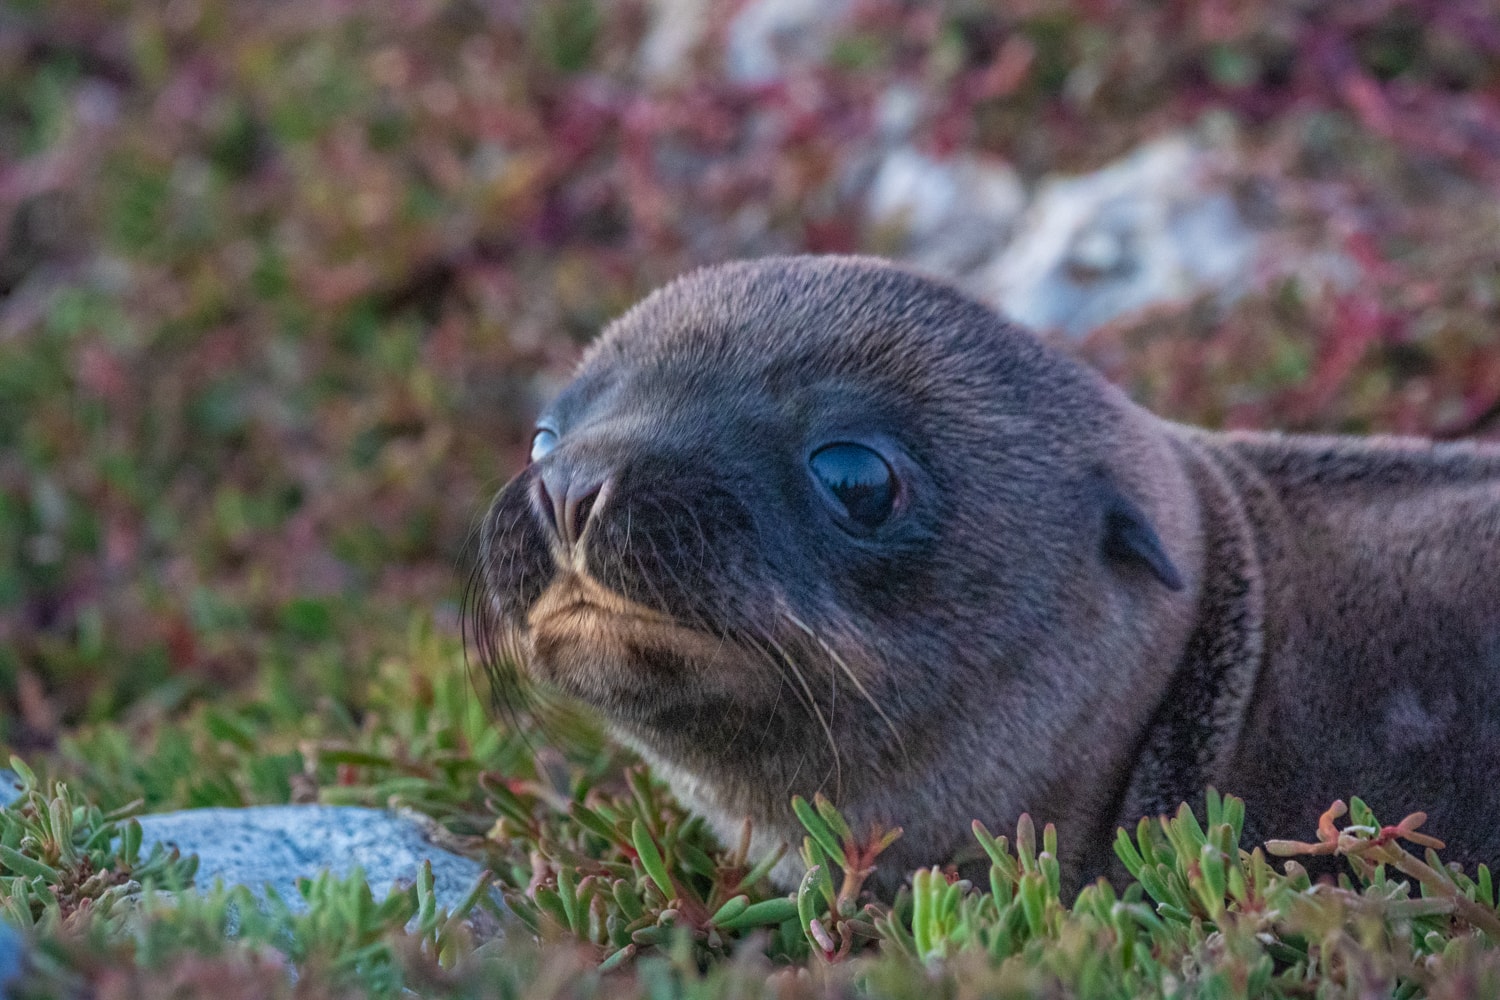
<box><xmin>120</xmin><ymin>817</ymin><xmax>143</xmax><ymax>866</ymax></box>
<box><xmin>8</xmin><ymin>757</ymin><xmax>36</xmax><ymax>790</ymax></box>
<box><xmin>911</xmin><ymin>868</ymin><xmax>942</xmax><ymax>959</ymax></box>
<box><xmin>570</xmin><ymin>803</ymin><xmax>622</xmax><ymax>845</ymax></box>
<box><xmin>714</xmin><ymin>896</ymin><xmax>798</xmax><ymax>931</ymax></box>
<box><xmin>0</xmin><ymin>844</ymin><xmax>57</xmax><ymax>881</ymax></box>
<box><xmin>557</xmin><ymin>865</ymin><xmax>580</xmax><ymax>931</ymax></box>
<box><xmin>1040</xmin><ymin>850</ymin><xmax>1060</xmax><ymax>898</ymax></box>
<box><xmin>1016</xmin><ymin>814</ymin><xmax>1037</xmax><ymax>870</ymax></box>
<box><xmin>534</xmin><ymin>885</ymin><xmax>568</xmax><ymax>928</ymax></box>
<box><xmin>612</xmin><ymin>879</ymin><xmax>644</xmax><ymax>922</ymax></box>
<box><xmin>598</xmin><ymin>944</ymin><xmax>635</xmax><ymax>972</ymax></box>
<box><xmin>1018</xmin><ymin>870</ymin><xmax>1046</xmax><ymax>938</ymax></box>
<box><xmin>677</xmin><ymin>842</ymin><xmax>717</xmax><ymax>880</ymax></box>
<box><xmin>813</xmin><ymin>794</ymin><xmax>853</xmax><ymax>842</ymax></box>
<box><xmin>709</xmin><ymin>894</ymin><xmax>749</xmax><ymax>926</ymax></box>
<box><xmin>631</xmin><ymin>819</ymin><xmax>674</xmax><ymax>900</ymax></box>
<box><xmin>797</xmin><ymin>865</ymin><xmax>824</xmax><ymax>947</ymax></box>
<box><xmin>1114</xmin><ymin>826</ymin><xmax>1145</xmax><ymax>879</ymax></box>
<box><xmin>1196</xmin><ymin>842</ymin><xmax>1227</xmax><ymax>917</ymax></box>
<box><xmin>792</xmin><ymin>796</ymin><xmax>847</xmax><ymax>869</ymax></box>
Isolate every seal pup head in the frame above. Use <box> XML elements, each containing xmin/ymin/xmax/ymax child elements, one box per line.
<box><xmin>473</xmin><ymin>255</ymin><xmax>1200</xmax><ymax>889</ymax></box>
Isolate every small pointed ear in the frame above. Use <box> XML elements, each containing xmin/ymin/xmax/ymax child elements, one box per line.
<box><xmin>1098</xmin><ymin>477</ymin><xmax>1185</xmax><ymax>592</ymax></box>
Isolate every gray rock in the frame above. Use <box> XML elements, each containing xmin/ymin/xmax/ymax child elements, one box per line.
<box><xmin>971</xmin><ymin>136</ymin><xmax>1261</xmax><ymax>337</ymax></box>
<box><xmin>638</xmin><ymin>0</ymin><xmax>850</xmax><ymax>84</ymax></box>
<box><xmin>866</xmin><ymin>146</ymin><xmax>1026</xmax><ymax>278</ymax></box>
<box><xmin>639</xmin><ymin>0</ymin><xmax>712</xmax><ymax>80</ymax></box>
<box><xmin>725</xmin><ymin>0</ymin><xmax>849</xmax><ymax>84</ymax></box>
<box><xmin>136</xmin><ymin>805</ymin><xmax>493</xmax><ymax>913</ymax></box>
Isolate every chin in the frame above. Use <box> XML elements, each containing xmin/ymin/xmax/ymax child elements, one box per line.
<box><xmin>526</xmin><ymin>626</ymin><xmax>788</xmax><ymax>736</ymax></box>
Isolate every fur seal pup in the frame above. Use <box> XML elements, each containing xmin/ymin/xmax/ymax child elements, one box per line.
<box><xmin>472</xmin><ymin>254</ymin><xmax>1500</xmax><ymax>892</ymax></box>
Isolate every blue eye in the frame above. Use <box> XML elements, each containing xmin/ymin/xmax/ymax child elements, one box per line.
<box><xmin>809</xmin><ymin>443</ymin><xmax>897</xmax><ymax>529</ymax></box>
<box><xmin>529</xmin><ymin>428</ymin><xmax>559</xmax><ymax>464</ymax></box>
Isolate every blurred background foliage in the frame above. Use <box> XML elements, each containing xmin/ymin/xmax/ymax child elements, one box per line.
<box><xmin>1</xmin><ymin>0</ymin><xmax>1498</xmax><ymax>754</ymax></box>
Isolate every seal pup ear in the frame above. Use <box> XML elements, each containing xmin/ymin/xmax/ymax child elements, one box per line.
<box><xmin>1096</xmin><ymin>477</ymin><xmax>1185</xmax><ymax>592</ymax></box>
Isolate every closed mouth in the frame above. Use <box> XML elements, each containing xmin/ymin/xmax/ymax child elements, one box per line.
<box><xmin>526</xmin><ymin>574</ymin><xmax>675</xmax><ymax>635</ymax></box>
<box><xmin>532</xmin><ymin>599</ymin><xmax>664</xmax><ymax>629</ymax></box>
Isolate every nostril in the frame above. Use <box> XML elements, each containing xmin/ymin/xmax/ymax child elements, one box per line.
<box><xmin>566</xmin><ymin>482</ymin><xmax>602</xmax><ymax>547</ymax></box>
<box><xmin>535</xmin><ymin>462</ymin><xmax>608</xmax><ymax>551</ymax></box>
<box><xmin>537</xmin><ymin>475</ymin><xmax>554</xmax><ymax>520</ymax></box>
<box><xmin>536</xmin><ymin>472</ymin><xmax>565</xmax><ymax>542</ymax></box>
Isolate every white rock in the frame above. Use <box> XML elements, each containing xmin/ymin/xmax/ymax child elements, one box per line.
<box><xmin>639</xmin><ymin>0</ymin><xmax>712</xmax><ymax>80</ymax></box>
<box><xmin>874</xmin><ymin>84</ymin><xmax>925</xmax><ymax>142</ymax></box>
<box><xmin>972</xmin><ymin>136</ymin><xmax>1260</xmax><ymax>337</ymax></box>
<box><xmin>135</xmin><ymin>805</ymin><xmax>494</xmax><ymax>913</ymax></box>
<box><xmin>866</xmin><ymin>147</ymin><xmax>1026</xmax><ymax>277</ymax></box>
<box><xmin>725</xmin><ymin>0</ymin><xmax>849</xmax><ymax>84</ymax></box>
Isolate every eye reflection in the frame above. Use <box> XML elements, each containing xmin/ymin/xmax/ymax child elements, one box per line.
<box><xmin>529</xmin><ymin>428</ymin><xmax>559</xmax><ymax>464</ymax></box>
<box><xmin>809</xmin><ymin>442</ymin><xmax>896</xmax><ymax>529</ymax></box>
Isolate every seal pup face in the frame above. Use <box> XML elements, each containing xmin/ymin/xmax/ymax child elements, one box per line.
<box><xmin>473</xmin><ymin>255</ymin><xmax>1191</xmax><ymax>881</ymax></box>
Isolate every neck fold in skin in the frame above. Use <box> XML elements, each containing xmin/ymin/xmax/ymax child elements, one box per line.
<box><xmin>1118</xmin><ymin>434</ymin><xmax>1267</xmax><ymax>829</ymax></box>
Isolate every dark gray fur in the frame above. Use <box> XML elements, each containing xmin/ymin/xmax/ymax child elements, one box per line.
<box><xmin>474</xmin><ymin>255</ymin><xmax>1500</xmax><ymax>892</ymax></box>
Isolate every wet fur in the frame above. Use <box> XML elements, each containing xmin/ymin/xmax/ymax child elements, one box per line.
<box><xmin>473</xmin><ymin>255</ymin><xmax>1500</xmax><ymax>892</ymax></box>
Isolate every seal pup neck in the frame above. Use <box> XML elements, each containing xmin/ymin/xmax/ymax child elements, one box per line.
<box><xmin>1118</xmin><ymin>429</ymin><xmax>1269</xmax><ymax>828</ymax></box>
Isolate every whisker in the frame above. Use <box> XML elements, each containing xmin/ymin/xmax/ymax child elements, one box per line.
<box><xmin>737</xmin><ymin>627</ymin><xmax>841</xmax><ymax>799</ymax></box>
<box><xmin>737</xmin><ymin>628</ymin><xmax>815</xmax><ymax>718</ymax></box>
<box><xmin>761</xmin><ymin>630</ymin><xmax>843</xmax><ymax>802</ymax></box>
<box><xmin>782</xmin><ymin>611</ymin><xmax>909</xmax><ymax>767</ymax></box>
<box><xmin>627</xmin><ymin>494</ymin><xmax>722</xmax><ymax>630</ymax></box>
<box><xmin>743</xmin><ymin>669</ymin><xmax>784</xmax><ymax>755</ymax></box>
<box><xmin>462</xmin><ymin>485</ymin><xmax>574</xmax><ymax>757</ymax></box>
<box><xmin>784</xmin><ymin>750</ymin><xmax>808</xmax><ymax>798</ymax></box>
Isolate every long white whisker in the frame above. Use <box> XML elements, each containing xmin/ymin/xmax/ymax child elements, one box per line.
<box><xmin>783</xmin><ymin>611</ymin><xmax>909</xmax><ymax>766</ymax></box>
<box><xmin>763</xmin><ymin>632</ymin><xmax>842</xmax><ymax>801</ymax></box>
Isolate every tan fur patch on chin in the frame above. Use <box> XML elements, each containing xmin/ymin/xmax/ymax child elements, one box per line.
<box><xmin>527</xmin><ymin>571</ymin><xmax>673</xmax><ymax>630</ymax></box>
<box><xmin>525</xmin><ymin>572</ymin><xmax>760</xmax><ymax>706</ymax></box>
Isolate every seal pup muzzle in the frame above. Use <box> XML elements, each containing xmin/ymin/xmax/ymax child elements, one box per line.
<box><xmin>473</xmin><ymin>254</ymin><xmax>1500</xmax><ymax>892</ymax></box>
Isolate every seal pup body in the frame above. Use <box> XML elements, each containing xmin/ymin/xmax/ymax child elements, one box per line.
<box><xmin>474</xmin><ymin>255</ymin><xmax>1500</xmax><ymax>890</ymax></box>
<box><xmin>1131</xmin><ymin>431</ymin><xmax>1500</xmax><ymax>869</ymax></box>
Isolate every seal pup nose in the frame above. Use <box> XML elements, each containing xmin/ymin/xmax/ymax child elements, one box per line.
<box><xmin>535</xmin><ymin>461</ymin><xmax>610</xmax><ymax>553</ymax></box>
